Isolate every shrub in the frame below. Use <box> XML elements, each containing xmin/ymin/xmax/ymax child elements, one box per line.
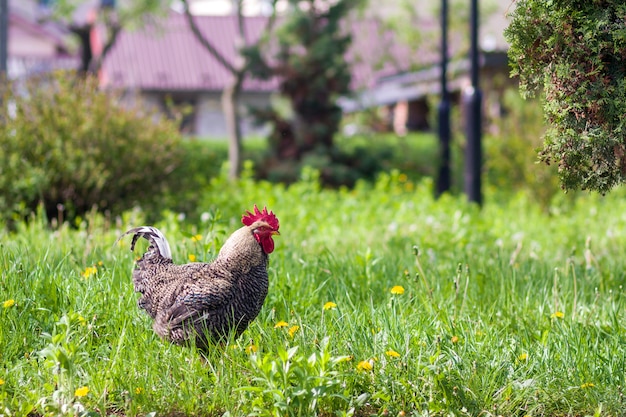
<box><xmin>506</xmin><ymin>0</ymin><xmax>626</xmax><ymax>193</ymax></box>
<box><xmin>483</xmin><ymin>89</ymin><xmax>564</xmax><ymax>207</ymax></box>
<box><xmin>0</xmin><ymin>71</ymin><xmax>184</xmax><ymax>223</ymax></box>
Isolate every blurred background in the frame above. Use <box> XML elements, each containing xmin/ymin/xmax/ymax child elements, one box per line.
<box><xmin>1</xmin><ymin>0</ymin><xmax>557</xmax><ymax>224</ymax></box>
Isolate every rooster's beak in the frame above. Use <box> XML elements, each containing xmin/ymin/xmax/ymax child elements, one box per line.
<box><xmin>271</xmin><ymin>230</ymin><xmax>280</xmax><ymax>236</ymax></box>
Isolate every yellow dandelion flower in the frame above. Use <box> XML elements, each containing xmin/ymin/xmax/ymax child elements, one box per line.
<box><xmin>288</xmin><ymin>325</ymin><xmax>300</xmax><ymax>337</ymax></box>
<box><xmin>451</xmin><ymin>336</ymin><xmax>460</xmax><ymax>344</ymax></box>
<box><xmin>81</xmin><ymin>266</ymin><xmax>98</xmax><ymax>278</ymax></box>
<box><xmin>135</xmin><ymin>387</ymin><xmax>143</xmax><ymax>395</ymax></box>
<box><xmin>398</xmin><ymin>173</ymin><xmax>408</xmax><ymax>183</ymax></box>
<box><xmin>0</xmin><ymin>378</ymin><xmax>4</xmax><ymax>385</ymax></box>
<box><xmin>3</xmin><ymin>299</ymin><xmax>15</xmax><ymax>308</ymax></box>
<box><xmin>390</xmin><ymin>285</ymin><xmax>405</xmax><ymax>295</ymax></box>
<box><xmin>191</xmin><ymin>234</ymin><xmax>202</xmax><ymax>243</ymax></box>
<box><xmin>78</xmin><ymin>316</ymin><xmax>87</xmax><ymax>326</ymax></box>
<box><xmin>274</xmin><ymin>320</ymin><xmax>289</xmax><ymax>329</ymax></box>
<box><xmin>188</xmin><ymin>254</ymin><xmax>197</xmax><ymax>262</ymax></box>
<box><xmin>580</xmin><ymin>382</ymin><xmax>595</xmax><ymax>389</ymax></box>
<box><xmin>74</xmin><ymin>386</ymin><xmax>89</xmax><ymax>397</ymax></box>
<box><xmin>551</xmin><ymin>311</ymin><xmax>565</xmax><ymax>319</ymax></box>
<box><xmin>357</xmin><ymin>360</ymin><xmax>373</xmax><ymax>371</ymax></box>
<box><xmin>518</xmin><ymin>353</ymin><xmax>528</xmax><ymax>361</ymax></box>
<box><xmin>245</xmin><ymin>344</ymin><xmax>257</xmax><ymax>354</ymax></box>
<box><xmin>385</xmin><ymin>350</ymin><xmax>401</xmax><ymax>358</ymax></box>
<box><xmin>323</xmin><ymin>301</ymin><xmax>337</xmax><ymax>310</ymax></box>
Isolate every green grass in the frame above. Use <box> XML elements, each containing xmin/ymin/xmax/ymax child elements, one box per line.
<box><xmin>1</xmin><ymin>172</ymin><xmax>626</xmax><ymax>416</ymax></box>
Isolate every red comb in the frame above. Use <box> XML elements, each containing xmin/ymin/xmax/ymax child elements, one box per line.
<box><xmin>241</xmin><ymin>205</ymin><xmax>279</xmax><ymax>230</ymax></box>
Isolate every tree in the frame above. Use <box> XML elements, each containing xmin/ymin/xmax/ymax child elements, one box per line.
<box><xmin>505</xmin><ymin>0</ymin><xmax>626</xmax><ymax>193</ymax></box>
<box><xmin>45</xmin><ymin>0</ymin><xmax>167</xmax><ymax>75</ymax></box>
<box><xmin>245</xmin><ymin>0</ymin><xmax>361</xmax><ymax>182</ymax></box>
<box><xmin>180</xmin><ymin>0</ymin><xmax>278</xmax><ymax>180</ymax></box>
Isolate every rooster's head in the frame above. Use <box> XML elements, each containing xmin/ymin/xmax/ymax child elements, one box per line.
<box><xmin>242</xmin><ymin>205</ymin><xmax>280</xmax><ymax>254</ymax></box>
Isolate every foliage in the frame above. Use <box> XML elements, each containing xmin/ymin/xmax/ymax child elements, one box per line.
<box><xmin>375</xmin><ymin>0</ymin><xmax>500</xmax><ymax>69</ymax></box>
<box><xmin>242</xmin><ymin>337</ymin><xmax>365</xmax><ymax>416</ymax></box>
<box><xmin>245</xmin><ymin>0</ymin><xmax>362</xmax><ymax>184</ymax></box>
<box><xmin>483</xmin><ymin>88</ymin><xmax>563</xmax><ymax>207</ymax></box>
<box><xmin>2</xmin><ymin>171</ymin><xmax>626</xmax><ymax>416</ymax></box>
<box><xmin>0</xmin><ymin>71</ymin><xmax>184</xmax><ymax>223</ymax></box>
<box><xmin>505</xmin><ymin>0</ymin><xmax>626</xmax><ymax>193</ymax></box>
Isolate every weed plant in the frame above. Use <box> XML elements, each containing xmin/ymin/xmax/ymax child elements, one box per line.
<box><xmin>1</xmin><ymin>169</ymin><xmax>625</xmax><ymax>416</ymax></box>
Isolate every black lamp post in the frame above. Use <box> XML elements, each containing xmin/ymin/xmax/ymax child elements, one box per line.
<box><xmin>436</xmin><ymin>0</ymin><xmax>451</xmax><ymax>196</ymax></box>
<box><xmin>463</xmin><ymin>0</ymin><xmax>483</xmax><ymax>205</ymax></box>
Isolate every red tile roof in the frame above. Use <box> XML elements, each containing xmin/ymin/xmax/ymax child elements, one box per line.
<box><xmin>101</xmin><ymin>12</ymin><xmax>415</xmax><ymax>93</ymax></box>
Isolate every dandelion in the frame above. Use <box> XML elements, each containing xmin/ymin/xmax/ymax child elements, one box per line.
<box><xmin>78</xmin><ymin>316</ymin><xmax>87</xmax><ymax>326</ymax></box>
<box><xmin>357</xmin><ymin>360</ymin><xmax>373</xmax><ymax>371</ymax></box>
<box><xmin>274</xmin><ymin>320</ymin><xmax>289</xmax><ymax>329</ymax></box>
<box><xmin>97</xmin><ymin>261</ymin><xmax>104</xmax><ymax>266</ymax></box>
<box><xmin>323</xmin><ymin>301</ymin><xmax>337</xmax><ymax>310</ymax></box>
<box><xmin>398</xmin><ymin>173</ymin><xmax>408</xmax><ymax>183</ymax></box>
<box><xmin>191</xmin><ymin>234</ymin><xmax>202</xmax><ymax>243</ymax></box>
<box><xmin>385</xmin><ymin>350</ymin><xmax>401</xmax><ymax>358</ymax></box>
<box><xmin>188</xmin><ymin>254</ymin><xmax>197</xmax><ymax>262</ymax></box>
<box><xmin>390</xmin><ymin>285</ymin><xmax>405</xmax><ymax>295</ymax></box>
<box><xmin>288</xmin><ymin>325</ymin><xmax>299</xmax><ymax>337</ymax></box>
<box><xmin>518</xmin><ymin>353</ymin><xmax>528</xmax><ymax>361</ymax></box>
<box><xmin>81</xmin><ymin>266</ymin><xmax>98</xmax><ymax>278</ymax></box>
<box><xmin>551</xmin><ymin>311</ymin><xmax>565</xmax><ymax>319</ymax></box>
<box><xmin>135</xmin><ymin>387</ymin><xmax>144</xmax><ymax>395</ymax></box>
<box><xmin>451</xmin><ymin>336</ymin><xmax>459</xmax><ymax>344</ymax></box>
<box><xmin>245</xmin><ymin>344</ymin><xmax>257</xmax><ymax>354</ymax></box>
<box><xmin>0</xmin><ymin>378</ymin><xmax>4</xmax><ymax>385</ymax></box>
<box><xmin>580</xmin><ymin>382</ymin><xmax>595</xmax><ymax>389</ymax></box>
<box><xmin>74</xmin><ymin>386</ymin><xmax>89</xmax><ymax>397</ymax></box>
<box><xmin>3</xmin><ymin>299</ymin><xmax>15</xmax><ymax>309</ymax></box>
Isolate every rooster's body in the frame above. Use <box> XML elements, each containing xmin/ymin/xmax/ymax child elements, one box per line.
<box><xmin>118</xmin><ymin>206</ymin><xmax>279</xmax><ymax>350</ymax></box>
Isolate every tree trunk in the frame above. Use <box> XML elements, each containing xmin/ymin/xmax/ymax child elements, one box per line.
<box><xmin>223</xmin><ymin>73</ymin><xmax>244</xmax><ymax>180</ymax></box>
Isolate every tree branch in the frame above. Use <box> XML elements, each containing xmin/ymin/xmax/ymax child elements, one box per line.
<box><xmin>89</xmin><ymin>12</ymin><xmax>121</xmax><ymax>74</ymax></box>
<box><xmin>180</xmin><ymin>0</ymin><xmax>236</xmax><ymax>74</ymax></box>
<box><xmin>262</xmin><ymin>0</ymin><xmax>280</xmax><ymax>39</ymax></box>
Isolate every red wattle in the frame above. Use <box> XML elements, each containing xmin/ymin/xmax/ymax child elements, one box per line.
<box><xmin>261</xmin><ymin>237</ymin><xmax>275</xmax><ymax>254</ymax></box>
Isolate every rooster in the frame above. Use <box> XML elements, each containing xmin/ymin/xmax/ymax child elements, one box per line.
<box><xmin>117</xmin><ymin>205</ymin><xmax>279</xmax><ymax>350</ymax></box>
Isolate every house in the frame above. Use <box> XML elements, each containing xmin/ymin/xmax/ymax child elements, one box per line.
<box><xmin>101</xmin><ymin>5</ymin><xmax>514</xmax><ymax>137</ymax></box>
<box><xmin>101</xmin><ymin>12</ymin><xmax>412</xmax><ymax>137</ymax></box>
<box><xmin>7</xmin><ymin>0</ymin><xmax>77</xmax><ymax>79</ymax></box>
<box><xmin>341</xmin><ymin>1</ymin><xmax>515</xmax><ymax>134</ymax></box>
<box><xmin>102</xmin><ymin>13</ymin><xmax>278</xmax><ymax>136</ymax></box>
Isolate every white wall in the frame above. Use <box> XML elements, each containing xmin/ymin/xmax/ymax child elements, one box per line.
<box><xmin>195</xmin><ymin>92</ymin><xmax>271</xmax><ymax>138</ymax></box>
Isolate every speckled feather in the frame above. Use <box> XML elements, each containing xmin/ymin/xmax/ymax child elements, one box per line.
<box><xmin>119</xmin><ymin>223</ymin><xmax>272</xmax><ymax>350</ymax></box>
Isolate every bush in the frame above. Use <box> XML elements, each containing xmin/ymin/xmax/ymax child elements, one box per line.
<box><xmin>505</xmin><ymin>0</ymin><xmax>626</xmax><ymax>193</ymax></box>
<box><xmin>0</xmin><ymin>71</ymin><xmax>185</xmax><ymax>223</ymax></box>
<box><xmin>483</xmin><ymin>89</ymin><xmax>564</xmax><ymax>207</ymax></box>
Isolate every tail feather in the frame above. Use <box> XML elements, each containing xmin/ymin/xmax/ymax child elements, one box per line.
<box><xmin>116</xmin><ymin>226</ymin><xmax>173</xmax><ymax>261</ymax></box>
